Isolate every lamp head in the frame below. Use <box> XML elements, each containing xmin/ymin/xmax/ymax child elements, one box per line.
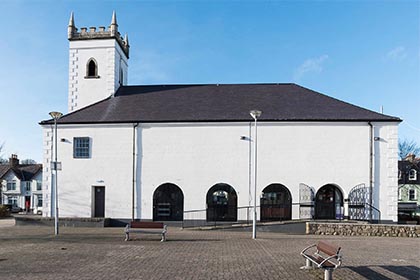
<box><xmin>250</xmin><ymin>110</ymin><xmax>262</xmax><ymax>119</ymax></box>
<box><xmin>49</xmin><ymin>111</ymin><xmax>63</xmax><ymax>120</ymax></box>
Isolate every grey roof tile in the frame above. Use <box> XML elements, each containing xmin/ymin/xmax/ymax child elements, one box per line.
<box><xmin>40</xmin><ymin>83</ymin><xmax>401</xmax><ymax>124</ymax></box>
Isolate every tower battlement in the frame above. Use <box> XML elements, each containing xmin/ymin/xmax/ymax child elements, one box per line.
<box><xmin>68</xmin><ymin>11</ymin><xmax>129</xmax><ymax>58</ymax></box>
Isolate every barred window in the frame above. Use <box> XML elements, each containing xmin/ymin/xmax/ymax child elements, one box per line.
<box><xmin>73</xmin><ymin>137</ymin><xmax>90</xmax><ymax>158</ymax></box>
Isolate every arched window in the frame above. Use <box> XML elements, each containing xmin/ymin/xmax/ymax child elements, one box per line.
<box><xmin>86</xmin><ymin>58</ymin><xmax>98</xmax><ymax>78</ymax></box>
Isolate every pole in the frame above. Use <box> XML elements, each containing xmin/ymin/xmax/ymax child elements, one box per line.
<box><xmin>252</xmin><ymin>116</ymin><xmax>258</xmax><ymax>239</ymax></box>
<box><xmin>54</xmin><ymin>119</ymin><xmax>59</xmax><ymax>235</ymax></box>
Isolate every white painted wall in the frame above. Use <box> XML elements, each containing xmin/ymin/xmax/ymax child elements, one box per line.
<box><xmin>43</xmin><ymin>121</ymin><xmax>398</xmax><ymax>221</ymax></box>
<box><xmin>373</xmin><ymin>123</ymin><xmax>399</xmax><ymax>222</ymax></box>
<box><xmin>42</xmin><ymin>124</ymin><xmax>133</xmax><ymax>218</ymax></box>
<box><xmin>138</xmin><ymin>122</ymin><xmax>374</xmax><ymax>220</ymax></box>
<box><xmin>68</xmin><ymin>39</ymin><xmax>128</xmax><ymax>112</ymax></box>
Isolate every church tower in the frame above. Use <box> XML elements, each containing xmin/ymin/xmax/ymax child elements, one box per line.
<box><xmin>67</xmin><ymin>12</ymin><xmax>129</xmax><ymax>112</ymax></box>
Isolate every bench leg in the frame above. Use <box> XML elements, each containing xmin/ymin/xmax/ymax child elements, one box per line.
<box><xmin>300</xmin><ymin>259</ymin><xmax>313</xmax><ymax>270</ymax></box>
<box><xmin>324</xmin><ymin>269</ymin><xmax>333</xmax><ymax>280</ymax></box>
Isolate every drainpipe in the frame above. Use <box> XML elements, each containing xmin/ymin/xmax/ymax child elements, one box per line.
<box><xmin>368</xmin><ymin>122</ymin><xmax>374</xmax><ymax>222</ymax></box>
<box><xmin>132</xmin><ymin>123</ymin><xmax>139</xmax><ymax>221</ymax></box>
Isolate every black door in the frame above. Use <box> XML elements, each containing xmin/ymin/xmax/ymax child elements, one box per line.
<box><xmin>94</xmin><ymin>187</ymin><xmax>105</xmax><ymax>218</ymax></box>
<box><xmin>260</xmin><ymin>184</ymin><xmax>292</xmax><ymax>221</ymax></box>
<box><xmin>206</xmin><ymin>183</ymin><xmax>237</xmax><ymax>222</ymax></box>
<box><xmin>153</xmin><ymin>183</ymin><xmax>184</xmax><ymax>221</ymax></box>
<box><xmin>315</xmin><ymin>184</ymin><xmax>343</xmax><ymax>219</ymax></box>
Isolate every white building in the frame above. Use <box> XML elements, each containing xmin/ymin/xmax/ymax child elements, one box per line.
<box><xmin>0</xmin><ymin>155</ymin><xmax>43</xmax><ymax>213</ymax></box>
<box><xmin>40</xmin><ymin>13</ymin><xmax>401</xmax><ymax>223</ymax></box>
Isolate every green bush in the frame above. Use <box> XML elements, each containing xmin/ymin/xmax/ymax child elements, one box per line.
<box><xmin>0</xmin><ymin>205</ymin><xmax>10</xmax><ymax>218</ymax></box>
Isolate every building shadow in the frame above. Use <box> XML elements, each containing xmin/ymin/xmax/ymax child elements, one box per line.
<box><xmin>347</xmin><ymin>265</ymin><xmax>419</xmax><ymax>280</ymax></box>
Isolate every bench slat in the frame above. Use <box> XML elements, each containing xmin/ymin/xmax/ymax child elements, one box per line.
<box><xmin>317</xmin><ymin>241</ymin><xmax>340</xmax><ymax>256</ymax></box>
<box><xmin>130</xmin><ymin>221</ymin><xmax>164</xmax><ymax>229</ymax></box>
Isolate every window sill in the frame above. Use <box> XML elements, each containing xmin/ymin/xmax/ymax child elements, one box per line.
<box><xmin>84</xmin><ymin>76</ymin><xmax>100</xmax><ymax>79</ymax></box>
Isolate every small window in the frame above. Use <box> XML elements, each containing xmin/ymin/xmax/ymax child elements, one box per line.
<box><xmin>6</xmin><ymin>181</ymin><xmax>16</xmax><ymax>191</ymax></box>
<box><xmin>24</xmin><ymin>181</ymin><xmax>31</xmax><ymax>192</ymax></box>
<box><xmin>36</xmin><ymin>181</ymin><xmax>42</xmax><ymax>191</ymax></box>
<box><xmin>85</xmin><ymin>58</ymin><xmax>99</xmax><ymax>78</ymax></box>
<box><xmin>408</xmin><ymin>189</ymin><xmax>416</xmax><ymax>201</ymax></box>
<box><xmin>409</xmin><ymin>169</ymin><xmax>417</xmax><ymax>181</ymax></box>
<box><xmin>37</xmin><ymin>195</ymin><xmax>43</xmax><ymax>207</ymax></box>
<box><xmin>73</xmin><ymin>137</ymin><xmax>90</xmax><ymax>158</ymax></box>
<box><xmin>8</xmin><ymin>196</ymin><xmax>18</xmax><ymax>206</ymax></box>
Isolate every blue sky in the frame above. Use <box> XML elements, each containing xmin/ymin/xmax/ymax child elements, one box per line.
<box><xmin>0</xmin><ymin>1</ymin><xmax>419</xmax><ymax>162</ymax></box>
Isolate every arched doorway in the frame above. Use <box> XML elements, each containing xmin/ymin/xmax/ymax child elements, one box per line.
<box><xmin>315</xmin><ymin>184</ymin><xmax>343</xmax><ymax>219</ymax></box>
<box><xmin>206</xmin><ymin>183</ymin><xmax>237</xmax><ymax>221</ymax></box>
<box><xmin>153</xmin><ymin>183</ymin><xmax>184</xmax><ymax>221</ymax></box>
<box><xmin>260</xmin><ymin>184</ymin><xmax>292</xmax><ymax>221</ymax></box>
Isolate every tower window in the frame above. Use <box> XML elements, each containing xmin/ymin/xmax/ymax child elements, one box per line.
<box><xmin>119</xmin><ymin>68</ymin><xmax>124</xmax><ymax>85</ymax></box>
<box><xmin>85</xmin><ymin>58</ymin><xmax>99</xmax><ymax>78</ymax></box>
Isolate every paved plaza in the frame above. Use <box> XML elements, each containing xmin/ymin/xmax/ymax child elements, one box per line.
<box><xmin>0</xmin><ymin>219</ymin><xmax>419</xmax><ymax>280</ymax></box>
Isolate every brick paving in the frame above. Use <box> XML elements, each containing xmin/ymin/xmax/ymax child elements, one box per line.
<box><xmin>0</xmin><ymin>223</ymin><xmax>419</xmax><ymax>280</ymax></box>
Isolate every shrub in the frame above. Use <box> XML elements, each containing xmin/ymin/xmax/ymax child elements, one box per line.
<box><xmin>0</xmin><ymin>205</ymin><xmax>10</xmax><ymax>218</ymax></box>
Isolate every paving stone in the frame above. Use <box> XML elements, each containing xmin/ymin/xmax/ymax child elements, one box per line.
<box><xmin>0</xmin><ymin>225</ymin><xmax>418</xmax><ymax>280</ymax></box>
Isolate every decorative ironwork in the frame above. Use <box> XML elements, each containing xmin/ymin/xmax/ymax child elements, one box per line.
<box><xmin>299</xmin><ymin>183</ymin><xmax>314</xmax><ymax>219</ymax></box>
<box><xmin>348</xmin><ymin>183</ymin><xmax>371</xmax><ymax>220</ymax></box>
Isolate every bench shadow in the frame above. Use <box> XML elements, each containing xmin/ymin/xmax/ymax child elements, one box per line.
<box><xmin>381</xmin><ymin>265</ymin><xmax>420</xmax><ymax>280</ymax></box>
<box><xmin>347</xmin><ymin>265</ymin><xmax>420</xmax><ymax>280</ymax></box>
<box><xmin>166</xmin><ymin>239</ymin><xmax>222</xmax><ymax>242</ymax></box>
<box><xmin>128</xmin><ymin>239</ymin><xmax>222</xmax><ymax>243</ymax></box>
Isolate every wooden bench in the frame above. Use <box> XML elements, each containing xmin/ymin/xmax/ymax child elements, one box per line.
<box><xmin>300</xmin><ymin>241</ymin><xmax>342</xmax><ymax>280</ymax></box>
<box><xmin>124</xmin><ymin>221</ymin><xmax>167</xmax><ymax>242</ymax></box>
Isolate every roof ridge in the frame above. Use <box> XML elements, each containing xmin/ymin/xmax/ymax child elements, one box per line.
<box><xmin>120</xmin><ymin>82</ymin><xmax>295</xmax><ymax>87</ymax></box>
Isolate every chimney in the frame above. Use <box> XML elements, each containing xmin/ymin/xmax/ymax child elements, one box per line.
<box><xmin>9</xmin><ymin>154</ymin><xmax>19</xmax><ymax>167</ymax></box>
<box><xmin>405</xmin><ymin>154</ymin><xmax>416</xmax><ymax>163</ymax></box>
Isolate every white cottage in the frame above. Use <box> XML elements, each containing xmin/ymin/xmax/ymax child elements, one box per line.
<box><xmin>0</xmin><ymin>155</ymin><xmax>43</xmax><ymax>214</ymax></box>
<box><xmin>40</xmin><ymin>13</ymin><xmax>401</xmax><ymax>223</ymax></box>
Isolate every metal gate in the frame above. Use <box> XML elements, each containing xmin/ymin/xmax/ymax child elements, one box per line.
<box><xmin>299</xmin><ymin>183</ymin><xmax>314</xmax><ymax>219</ymax></box>
<box><xmin>348</xmin><ymin>183</ymin><xmax>371</xmax><ymax>220</ymax></box>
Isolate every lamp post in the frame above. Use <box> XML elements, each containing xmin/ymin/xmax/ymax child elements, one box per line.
<box><xmin>250</xmin><ymin>110</ymin><xmax>262</xmax><ymax>239</ymax></box>
<box><xmin>49</xmin><ymin>111</ymin><xmax>63</xmax><ymax>236</ymax></box>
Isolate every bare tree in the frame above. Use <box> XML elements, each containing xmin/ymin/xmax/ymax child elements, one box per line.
<box><xmin>0</xmin><ymin>142</ymin><xmax>7</xmax><ymax>164</ymax></box>
<box><xmin>399</xmin><ymin>139</ymin><xmax>420</xmax><ymax>160</ymax></box>
<box><xmin>21</xmin><ymin>159</ymin><xmax>37</xmax><ymax>164</ymax></box>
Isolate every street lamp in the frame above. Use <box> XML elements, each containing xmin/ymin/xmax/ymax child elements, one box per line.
<box><xmin>49</xmin><ymin>111</ymin><xmax>63</xmax><ymax>235</ymax></box>
<box><xmin>250</xmin><ymin>110</ymin><xmax>262</xmax><ymax>239</ymax></box>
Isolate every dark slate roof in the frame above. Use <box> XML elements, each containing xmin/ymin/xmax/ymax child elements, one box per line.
<box><xmin>0</xmin><ymin>164</ymin><xmax>42</xmax><ymax>181</ymax></box>
<box><xmin>40</xmin><ymin>83</ymin><xmax>401</xmax><ymax>124</ymax></box>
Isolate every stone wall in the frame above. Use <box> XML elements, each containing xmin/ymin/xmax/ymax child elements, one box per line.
<box><xmin>307</xmin><ymin>222</ymin><xmax>420</xmax><ymax>238</ymax></box>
